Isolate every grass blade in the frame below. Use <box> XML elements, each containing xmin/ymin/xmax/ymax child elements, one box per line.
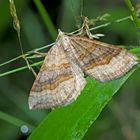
<box><xmin>28</xmin><ymin>65</ymin><xmax>138</xmax><ymax>140</ymax></box>
<box><xmin>34</xmin><ymin>0</ymin><xmax>57</xmax><ymax>40</ymax></box>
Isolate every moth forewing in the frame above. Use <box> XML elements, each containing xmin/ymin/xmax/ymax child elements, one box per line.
<box><xmin>29</xmin><ymin>38</ymin><xmax>86</xmax><ymax>109</ymax></box>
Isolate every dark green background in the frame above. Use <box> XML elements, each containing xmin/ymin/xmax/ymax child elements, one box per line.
<box><xmin>0</xmin><ymin>0</ymin><xmax>140</xmax><ymax>140</ymax></box>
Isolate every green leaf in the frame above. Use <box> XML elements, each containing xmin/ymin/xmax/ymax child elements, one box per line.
<box><xmin>34</xmin><ymin>0</ymin><xmax>57</xmax><ymax>40</ymax></box>
<box><xmin>28</xmin><ymin>47</ymin><xmax>139</xmax><ymax>140</ymax></box>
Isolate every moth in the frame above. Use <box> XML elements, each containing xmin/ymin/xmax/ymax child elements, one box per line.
<box><xmin>28</xmin><ymin>31</ymin><xmax>138</xmax><ymax>109</ymax></box>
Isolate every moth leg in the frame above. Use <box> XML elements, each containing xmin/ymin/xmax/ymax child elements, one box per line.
<box><xmin>26</xmin><ymin>58</ymin><xmax>37</xmax><ymax>77</ymax></box>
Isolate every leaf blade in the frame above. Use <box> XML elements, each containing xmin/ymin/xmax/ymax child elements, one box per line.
<box><xmin>28</xmin><ymin>66</ymin><xmax>137</xmax><ymax>140</ymax></box>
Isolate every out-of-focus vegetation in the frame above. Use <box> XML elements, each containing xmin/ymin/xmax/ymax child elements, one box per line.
<box><xmin>0</xmin><ymin>0</ymin><xmax>140</xmax><ymax>140</ymax></box>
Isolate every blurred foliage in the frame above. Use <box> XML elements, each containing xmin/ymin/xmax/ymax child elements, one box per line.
<box><xmin>0</xmin><ymin>0</ymin><xmax>140</xmax><ymax>140</ymax></box>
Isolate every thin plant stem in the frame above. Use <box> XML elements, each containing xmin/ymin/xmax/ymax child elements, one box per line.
<box><xmin>0</xmin><ymin>47</ymin><xmax>140</xmax><ymax>78</ymax></box>
<box><xmin>0</xmin><ymin>15</ymin><xmax>136</xmax><ymax>77</ymax></box>
<box><xmin>9</xmin><ymin>0</ymin><xmax>23</xmax><ymax>54</ymax></box>
<box><xmin>9</xmin><ymin>0</ymin><xmax>36</xmax><ymax>75</ymax></box>
<box><xmin>34</xmin><ymin>0</ymin><xmax>57</xmax><ymax>40</ymax></box>
<box><xmin>125</xmin><ymin>0</ymin><xmax>140</xmax><ymax>34</ymax></box>
<box><xmin>0</xmin><ymin>55</ymin><xmax>22</xmax><ymax>67</ymax></box>
<box><xmin>0</xmin><ymin>61</ymin><xmax>43</xmax><ymax>77</ymax></box>
<box><xmin>0</xmin><ymin>110</ymin><xmax>35</xmax><ymax>130</ymax></box>
<box><xmin>0</xmin><ymin>16</ymin><xmax>130</xmax><ymax>68</ymax></box>
<box><xmin>69</xmin><ymin>16</ymin><xmax>131</xmax><ymax>34</ymax></box>
<box><xmin>80</xmin><ymin>0</ymin><xmax>84</xmax><ymax>17</ymax></box>
<box><xmin>89</xmin><ymin>16</ymin><xmax>130</xmax><ymax>31</ymax></box>
<box><xmin>0</xmin><ymin>42</ymin><xmax>54</xmax><ymax>67</ymax></box>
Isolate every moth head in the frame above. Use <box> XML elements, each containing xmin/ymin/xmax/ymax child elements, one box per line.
<box><xmin>57</xmin><ymin>29</ymin><xmax>70</xmax><ymax>46</ymax></box>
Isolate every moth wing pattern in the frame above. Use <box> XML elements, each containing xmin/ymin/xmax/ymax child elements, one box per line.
<box><xmin>67</xmin><ymin>36</ymin><xmax>138</xmax><ymax>82</ymax></box>
<box><xmin>29</xmin><ymin>42</ymin><xmax>86</xmax><ymax>109</ymax></box>
<box><xmin>28</xmin><ymin>31</ymin><xmax>138</xmax><ymax>110</ymax></box>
